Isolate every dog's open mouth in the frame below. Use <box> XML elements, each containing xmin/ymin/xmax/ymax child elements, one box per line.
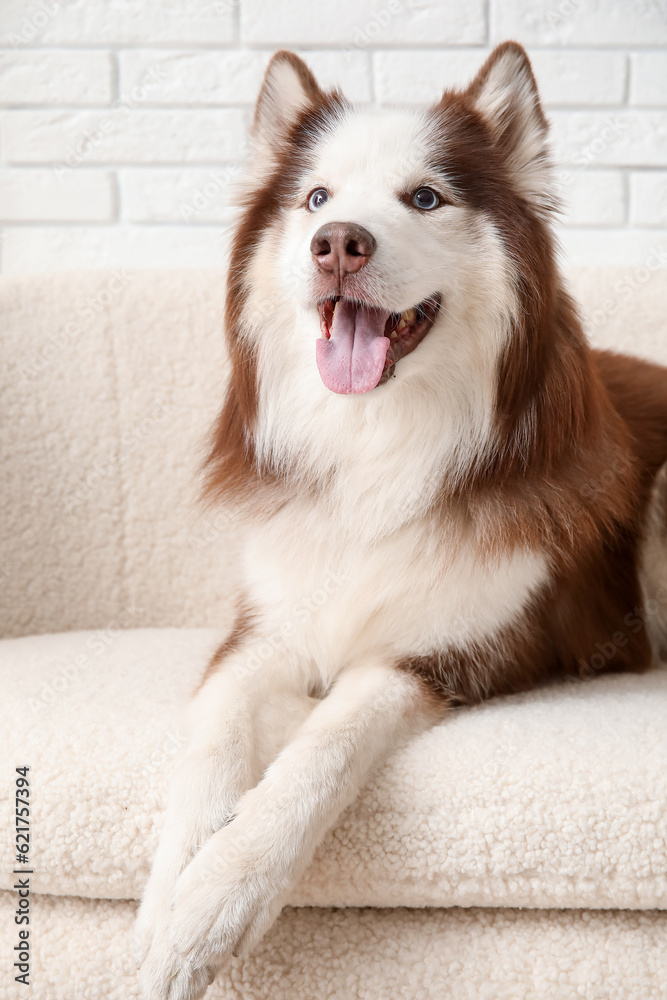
<box><xmin>315</xmin><ymin>294</ymin><xmax>442</xmax><ymax>394</ymax></box>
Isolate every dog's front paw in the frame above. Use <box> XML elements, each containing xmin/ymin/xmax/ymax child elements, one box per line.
<box><xmin>138</xmin><ymin>940</ymin><xmax>215</xmax><ymax>1000</ymax></box>
<box><xmin>169</xmin><ymin>816</ymin><xmax>291</xmax><ymax>968</ymax></box>
<box><xmin>135</xmin><ymin>748</ymin><xmax>246</xmax><ymax>984</ymax></box>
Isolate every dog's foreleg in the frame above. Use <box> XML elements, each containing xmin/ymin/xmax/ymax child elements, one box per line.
<box><xmin>168</xmin><ymin>660</ymin><xmax>436</xmax><ymax>973</ymax></box>
<box><xmin>137</xmin><ymin>650</ymin><xmax>312</xmax><ymax>1000</ymax></box>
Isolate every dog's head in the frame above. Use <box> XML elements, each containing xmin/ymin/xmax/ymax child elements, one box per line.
<box><xmin>231</xmin><ymin>43</ymin><xmax>556</xmax><ymax>397</ymax></box>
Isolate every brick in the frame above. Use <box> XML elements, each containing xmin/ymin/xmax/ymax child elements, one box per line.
<box><xmin>2</xmin><ymin>109</ymin><xmax>249</xmax><ymax>165</ymax></box>
<box><xmin>118</xmin><ymin>49</ymin><xmax>372</xmax><ymax>105</ymax></box>
<box><xmin>559</xmin><ymin>228</ymin><xmax>667</xmax><ymax>267</ymax></box>
<box><xmin>0</xmin><ymin>225</ymin><xmax>231</xmax><ymax>273</ymax></box>
<box><xmin>241</xmin><ymin>0</ymin><xmax>486</xmax><ymax>46</ymax></box>
<box><xmin>374</xmin><ymin>49</ymin><xmax>484</xmax><ymax>104</ymax></box>
<box><xmin>374</xmin><ymin>49</ymin><xmax>626</xmax><ymax>106</ymax></box>
<box><xmin>119</xmin><ymin>50</ymin><xmax>268</xmax><ymax>106</ymax></box>
<box><xmin>120</xmin><ymin>167</ymin><xmax>239</xmax><ymax>223</ymax></box>
<box><xmin>0</xmin><ymin>0</ymin><xmax>235</xmax><ymax>47</ymax></box>
<box><xmin>530</xmin><ymin>50</ymin><xmax>626</xmax><ymax>106</ymax></box>
<box><xmin>555</xmin><ymin>169</ymin><xmax>625</xmax><ymax>226</ymax></box>
<box><xmin>0</xmin><ymin>51</ymin><xmax>114</xmax><ymax>105</ymax></box>
<box><xmin>0</xmin><ymin>168</ymin><xmax>114</xmax><ymax>221</ymax></box>
<box><xmin>550</xmin><ymin>111</ymin><xmax>667</xmax><ymax>168</ymax></box>
<box><xmin>630</xmin><ymin>171</ymin><xmax>667</xmax><ymax>227</ymax></box>
<box><xmin>630</xmin><ymin>52</ymin><xmax>667</xmax><ymax>106</ymax></box>
<box><xmin>491</xmin><ymin>0</ymin><xmax>667</xmax><ymax>47</ymax></box>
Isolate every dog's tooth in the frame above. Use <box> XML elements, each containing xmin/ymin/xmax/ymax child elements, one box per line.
<box><xmin>396</xmin><ymin>318</ymin><xmax>407</xmax><ymax>332</ymax></box>
<box><xmin>403</xmin><ymin>308</ymin><xmax>416</xmax><ymax>324</ymax></box>
<box><xmin>390</xmin><ymin>330</ymin><xmax>398</xmax><ymax>340</ymax></box>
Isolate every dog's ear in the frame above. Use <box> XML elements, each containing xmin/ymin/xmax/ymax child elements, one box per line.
<box><xmin>466</xmin><ymin>42</ymin><xmax>554</xmax><ymax>215</ymax></box>
<box><xmin>252</xmin><ymin>51</ymin><xmax>323</xmax><ymax>166</ymax></box>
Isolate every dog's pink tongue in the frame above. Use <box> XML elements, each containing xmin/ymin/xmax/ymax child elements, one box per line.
<box><xmin>316</xmin><ymin>300</ymin><xmax>390</xmax><ymax>394</ymax></box>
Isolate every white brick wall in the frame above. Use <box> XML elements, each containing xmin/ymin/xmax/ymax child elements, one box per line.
<box><xmin>0</xmin><ymin>0</ymin><xmax>666</xmax><ymax>272</ymax></box>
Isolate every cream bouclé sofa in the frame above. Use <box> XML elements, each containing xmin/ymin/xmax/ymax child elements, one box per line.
<box><xmin>1</xmin><ymin>267</ymin><xmax>666</xmax><ymax>1000</ymax></box>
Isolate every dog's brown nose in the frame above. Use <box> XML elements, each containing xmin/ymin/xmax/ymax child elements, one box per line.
<box><xmin>310</xmin><ymin>223</ymin><xmax>376</xmax><ymax>277</ymax></box>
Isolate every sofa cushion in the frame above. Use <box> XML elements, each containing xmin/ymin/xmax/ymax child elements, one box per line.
<box><xmin>1</xmin><ymin>628</ymin><xmax>666</xmax><ymax>910</ymax></box>
<box><xmin>1</xmin><ymin>892</ymin><xmax>665</xmax><ymax>1000</ymax></box>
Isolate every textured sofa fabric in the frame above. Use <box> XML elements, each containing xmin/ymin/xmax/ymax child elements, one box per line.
<box><xmin>1</xmin><ymin>268</ymin><xmax>667</xmax><ymax>998</ymax></box>
<box><xmin>1</xmin><ymin>629</ymin><xmax>666</xmax><ymax>911</ymax></box>
<box><xmin>0</xmin><ymin>895</ymin><xmax>665</xmax><ymax>1000</ymax></box>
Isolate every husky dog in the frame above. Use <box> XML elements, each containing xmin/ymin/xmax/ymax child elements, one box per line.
<box><xmin>137</xmin><ymin>42</ymin><xmax>667</xmax><ymax>999</ymax></box>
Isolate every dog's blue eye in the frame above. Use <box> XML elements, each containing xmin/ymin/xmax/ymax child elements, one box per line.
<box><xmin>412</xmin><ymin>187</ymin><xmax>440</xmax><ymax>211</ymax></box>
<box><xmin>308</xmin><ymin>188</ymin><xmax>329</xmax><ymax>212</ymax></box>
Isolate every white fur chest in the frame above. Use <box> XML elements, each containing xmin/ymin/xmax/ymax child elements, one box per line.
<box><xmin>240</xmin><ymin>496</ymin><xmax>550</xmax><ymax>689</ymax></box>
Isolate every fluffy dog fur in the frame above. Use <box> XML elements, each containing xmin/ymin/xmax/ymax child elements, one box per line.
<box><xmin>136</xmin><ymin>43</ymin><xmax>667</xmax><ymax>1000</ymax></box>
